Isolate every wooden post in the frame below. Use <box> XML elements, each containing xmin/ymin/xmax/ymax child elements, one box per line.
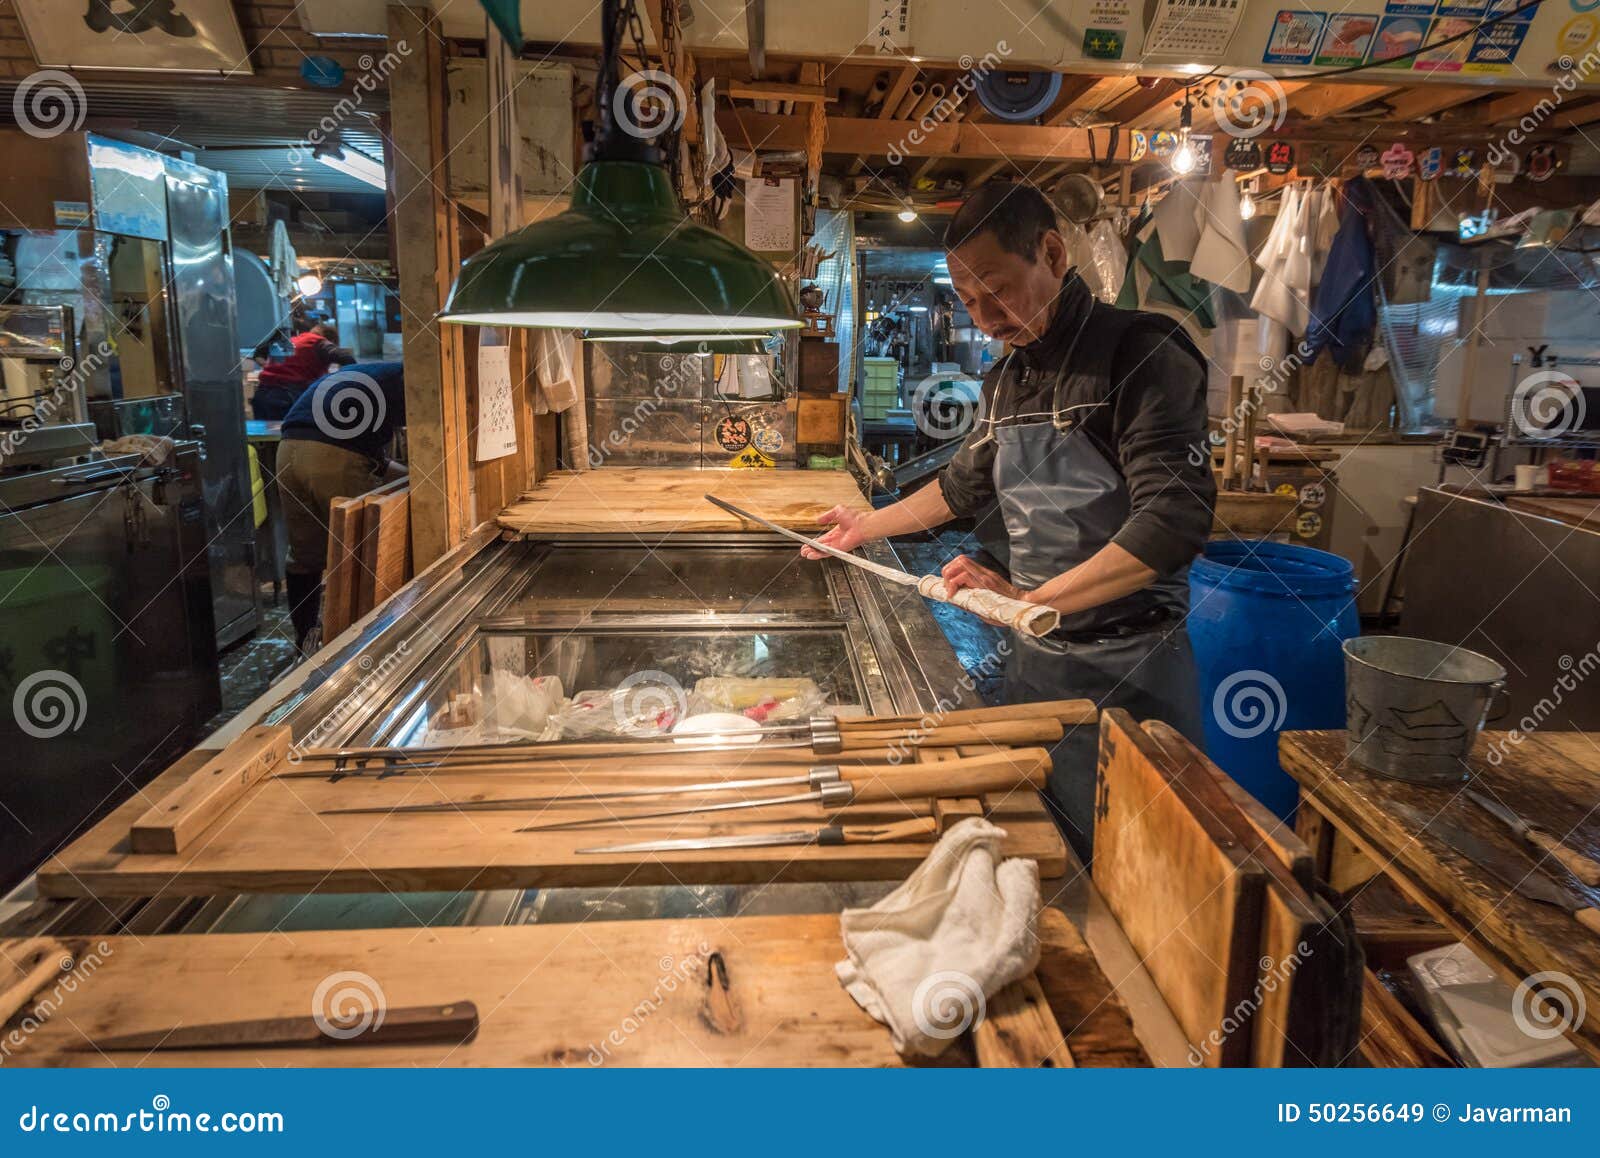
<box><xmin>389</xmin><ymin>4</ymin><xmax>471</xmax><ymax>567</ymax></box>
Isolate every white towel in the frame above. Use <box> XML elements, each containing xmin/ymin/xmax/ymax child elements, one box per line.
<box><xmin>835</xmin><ymin>818</ymin><xmax>1041</xmax><ymax>1058</ymax></box>
<box><xmin>533</xmin><ymin>329</ymin><xmax>580</xmax><ymax>414</ymax></box>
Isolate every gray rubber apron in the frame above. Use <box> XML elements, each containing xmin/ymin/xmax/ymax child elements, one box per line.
<box><xmin>984</xmin><ymin>340</ymin><xmax>1206</xmax><ymax>861</ymax></box>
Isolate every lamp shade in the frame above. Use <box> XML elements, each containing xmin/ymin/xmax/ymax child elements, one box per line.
<box><xmin>582</xmin><ymin>331</ymin><xmax>770</xmax><ymax>354</ymax></box>
<box><xmin>441</xmin><ymin>161</ymin><xmax>799</xmax><ymax>332</ymax></box>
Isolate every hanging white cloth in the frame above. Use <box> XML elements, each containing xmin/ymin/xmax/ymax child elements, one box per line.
<box><xmin>533</xmin><ymin>329</ymin><xmax>580</xmax><ymax>414</ymax></box>
<box><xmin>1191</xmin><ymin>177</ymin><xmax>1252</xmax><ymax>293</ymax></box>
<box><xmin>1251</xmin><ymin>184</ymin><xmax>1313</xmax><ymax>336</ymax></box>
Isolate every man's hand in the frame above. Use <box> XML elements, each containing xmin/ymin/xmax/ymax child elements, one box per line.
<box><xmin>801</xmin><ymin>505</ymin><xmax>870</xmax><ymax>559</ymax></box>
<box><xmin>940</xmin><ymin>554</ymin><xmax>1026</xmax><ymax>601</ymax></box>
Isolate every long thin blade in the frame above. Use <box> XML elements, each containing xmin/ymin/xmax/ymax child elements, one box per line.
<box><xmin>577</xmin><ymin>830</ymin><xmax>820</xmax><ymax>854</ymax></box>
<box><xmin>517</xmin><ymin>789</ymin><xmax>820</xmax><ymax>832</ymax></box>
<box><xmin>704</xmin><ymin>495</ymin><xmax>916</xmax><ymax>588</ymax></box>
<box><xmin>319</xmin><ymin>772</ymin><xmax>812</xmax><ymax>815</ymax></box>
<box><xmin>1465</xmin><ymin>788</ymin><xmax>1528</xmax><ymax>836</ymax></box>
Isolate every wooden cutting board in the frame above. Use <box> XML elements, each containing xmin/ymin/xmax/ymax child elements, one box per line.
<box><xmin>1506</xmin><ymin>494</ymin><xmax>1600</xmax><ymax>532</ymax></box>
<box><xmin>1092</xmin><ymin>711</ymin><xmax>1266</xmax><ymax>1066</ymax></box>
<box><xmin>497</xmin><ymin>468</ymin><xmax>869</xmax><ymax>535</ymax></box>
<box><xmin>0</xmin><ymin>911</ymin><xmax>1144</xmax><ymax>1067</ymax></box>
<box><xmin>41</xmin><ymin>751</ymin><xmax>1067</xmax><ymax>899</ymax></box>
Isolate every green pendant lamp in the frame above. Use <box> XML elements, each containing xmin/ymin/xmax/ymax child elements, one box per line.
<box><xmin>581</xmin><ymin>331</ymin><xmax>770</xmax><ymax>355</ymax></box>
<box><xmin>441</xmin><ymin>0</ymin><xmax>798</xmax><ymax>334</ymax></box>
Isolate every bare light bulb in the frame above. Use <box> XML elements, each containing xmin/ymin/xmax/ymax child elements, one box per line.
<box><xmin>1171</xmin><ymin>140</ymin><xmax>1196</xmax><ymax>176</ymax></box>
<box><xmin>897</xmin><ymin>206</ymin><xmax>918</xmax><ymax>222</ymax></box>
<box><xmin>1239</xmin><ymin>192</ymin><xmax>1256</xmax><ymax>220</ymax></box>
<box><xmin>296</xmin><ymin>272</ymin><xmax>323</xmax><ymax>297</ymax></box>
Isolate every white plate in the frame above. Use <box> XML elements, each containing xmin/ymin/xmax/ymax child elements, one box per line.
<box><xmin>670</xmin><ymin>712</ymin><xmax>763</xmax><ymax>746</ymax></box>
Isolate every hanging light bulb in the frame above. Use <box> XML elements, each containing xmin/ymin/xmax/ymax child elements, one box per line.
<box><xmin>296</xmin><ymin>271</ymin><xmax>323</xmax><ymax>297</ymax></box>
<box><xmin>897</xmin><ymin>205</ymin><xmax>918</xmax><ymax>223</ymax></box>
<box><xmin>1170</xmin><ymin>85</ymin><xmax>1196</xmax><ymax>177</ymax></box>
<box><xmin>1239</xmin><ymin>191</ymin><xmax>1256</xmax><ymax>220</ymax></box>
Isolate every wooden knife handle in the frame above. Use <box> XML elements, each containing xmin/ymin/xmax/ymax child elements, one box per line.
<box><xmin>359</xmin><ymin>1001</ymin><xmax>480</xmax><ymax>1046</ymax></box>
<box><xmin>841</xmin><ymin>719</ymin><xmax>1064</xmax><ymax>748</ymax></box>
<box><xmin>1528</xmin><ymin>830</ymin><xmax>1600</xmax><ymax>888</ymax></box>
<box><xmin>835</xmin><ymin>817</ymin><xmax>941</xmax><ymax>844</ymax></box>
<box><xmin>840</xmin><ymin>699</ymin><xmax>1097</xmax><ymax>730</ymax></box>
<box><xmin>843</xmin><ymin>748</ymin><xmax>1050</xmax><ymax>804</ymax></box>
<box><xmin>917</xmin><ymin>576</ymin><xmax>1061</xmax><ymax>638</ymax></box>
<box><xmin>1575</xmin><ymin>908</ymin><xmax>1600</xmax><ymax>935</ymax></box>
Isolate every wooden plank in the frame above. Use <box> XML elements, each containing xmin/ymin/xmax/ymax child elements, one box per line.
<box><xmin>1380</xmin><ymin>85</ymin><xmax>1484</xmax><ymax>121</ymax></box>
<box><xmin>1361</xmin><ymin>969</ymin><xmax>1454</xmax><ymax>1067</ymax></box>
<box><xmin>1213</xmin><ymin>490</ymin><xmax>1297</xmax><ymax>536</ymax></box>
<box><xmin>41</xmin><ymin>752</ymin><xmax>1066</xmax><ymax>899</ymax></box>
<box><xmin>728</xmin><ymin>80</ymin><xmax>832</xmax><ymax>103</ymax></box>
<box><xmin>368</xmin><ymin>489</ymin><xmax>412</xmax><ymax>606</ymax></box>
<box><xmin>973</xmin><ymin>973</ymin><xmax>1073</xmax><ymax>1068</ymax></box>
<box><xmin>127</xmin><ymin>727</ymin><xmax>293</xmax><ymax>855</ymax></box>
<box><xmin>719</xmin><ymin>110</ymin><xmax>1105</xmax><ymax>162</ymax></box>
<box><xmin>1507</xmin><ymin>494</ymin><xmax>1600</xmax><ymax>531</ymax></box>
<box><xmin>320</xmin><ymin>495</ymin><xmax>364</xmax><ymax>640</ymax></box>
<box><xmin>0</xmin><ymin>909</ymin><xmax>1138</xmax><ymax>1068</ymax></box>
<box><xmin>0</xmin><ymin>938</ymin><xmax>68</xmax><ymax>1026</ymax></box>
<box><xmin>497</xmin><ymin>468</ymin><xmax>868</xmax><ymax>535</ymax></box>
<box><xmin>1288</xmin><ymin>83</ymin><xmax>1397</xmax><ymax>120</ymax></box>
<box><xmin>877</xmin><ymin>66</ymin><xmax>918</xmax><ymax>120</ymax></box>
<box><xmin>390</xmin><ymin>4</ymin><xmax>470</xmax><ymax>567</ymax></box>
<box><xmin>1093</xmin><ymin>710</ymin><xmax>1265</xmax><ymax>1066</ymax></box>
<box><xmin>1279</xmin><ymin>729</ymin><xmax>1600</xmax><ymax>1059</ymax></box>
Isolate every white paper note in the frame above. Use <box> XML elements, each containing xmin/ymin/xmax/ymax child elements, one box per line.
<box><xmin>476</xmin><ymin>343</ymin><xmax>518</xmax><ymax>462</ymax></box>
<box><xmin>744</xmin><ymin>178</ymin><xmax>796</xmax><ymax>252</ymax></box>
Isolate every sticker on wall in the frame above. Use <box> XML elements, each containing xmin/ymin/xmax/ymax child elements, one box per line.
<box><xmin>1148</xmin><ymin>131</ymin><xmax>1178</xmax><ymax>159</ymax></box>
<box><xmin>1558</xmin><ymin>13</ymin><xmax>1600</xmax><ymax>60</ymax></box>
<box><xmin>53</xmin><ymin>201</ymin><xmax>90</xmax><ymax>227</ymax></box>
<box><xmin>1295</xmin><ymin>510</ymin><xmax>1324</xmax><ymax>539</ymax></box>
<box><xmin>1526</xmin><ymin>143</ymin><xmax>1560</xmax><ymax>181</ymax></box>
<box><xmin>1274</xmin><ymin>482</ymin><xmax>1299</xmax><ymax>497</ymax></box>
<box><xmin>1126</xmin><ymin>130</ymin><xmax>1149</xmax><ymax>163</ymax></box>
<box><xmin>1384</xmin><ymin>0</ymin><xmax>1438</xmax><ymax>16</ymax></box>
<box><xmin>1224</xmin><ymin>138</ymin><xmax>1263</xmax><ymax>170</ymax></box>
<box><xmin>1263</xmin><ymin>10</ymin><xmax>1328</xmax><ymax>65</ymax></box>
<box><xmin>1083</xmin><ymin>27</ymin><xmax>1126</xmax><ymax>59</ymax></box>
<box><xmin>1463</xmin><ymin>18</ymin><xmax>1531</xmax><ymax>73</ymax></box>
<box><xmin>1414</xmin><ymin>16</ymin><xmax>1477</xmax><ymax>71</ymax></box>
<box><xmin>1299</xmin><ymin>481</ymin><xmax>1327</xmax><ymax>508</ymax></box>
<box><xmin>1187</xmin><ymin>134</ymin><xmax>1216</xmax><ymax>177</ymax></box>
<box><xmin>1418</xmin><ymin>146</ymin><xmax>1444</xmax><ymax>180</ymax></box>
<box><xmin>1451</xmin><ymin>147</ymin><xmax>1478</xmax><ymax>177</ymax></box>
<box><xmin>1265</xmin><ymin>140</ymin><xmax>1295</xmax><ymax>174</ymax></box>
<box><xmin>715</xmin><ymin>416</ymin><xmax>752</xmax><ymax>452</ymax></box>
<box><xmin>753</xmin><ymin>426</ymin><xmax>784</xmax><ymax>455</ymax></box>
<box><xmin>729</xmin><ymin>447</ymin><xmax>775</xmax><ymax>469</ymax></box>
<box><xmin>1315</xmin><ymin>13</ymin><xmax>1378</xmax><ymax>64</ymax></box>
<box><xmin>1381</xmin><ymin>142</ymin><xmax>1416</xmax><ymax>178</ymax></box>
<box><xmin>1371</xmin><ymin>15</ymin><xmax>1431</xmax><ymax>66</ymax></box>
<box><xmin>1354</xmin><ymin>144</ymin><xmax>1380</xmax><ymax>169</ymax></box>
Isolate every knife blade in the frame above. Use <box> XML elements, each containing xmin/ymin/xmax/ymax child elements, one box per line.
<box><xmin>1464</xmin><ymin>788</ymin><xmax>1600</xmax><ymax>888</ymax></box>
<box><xmin>577</xmin><ymin>816</ymin><xmax>939</xmax><ymax>854</ymax></box>
<box><xmin>73</xmin><ymin>1002</ymin><xmax>480</xmax><ymax>1051</ymax></box>
<box><xmin>1393</xmin><ymin>800</ymin><xmax>1600</xmax><ymax>933</ymax></box>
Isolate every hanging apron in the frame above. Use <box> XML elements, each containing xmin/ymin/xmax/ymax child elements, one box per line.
<box><xmin>984</xmin><ymin>310</ymin><xmax>1207</xmax><ymax>861</ymax></box>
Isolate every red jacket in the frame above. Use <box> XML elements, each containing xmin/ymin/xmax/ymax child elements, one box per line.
<box><xmin>257</xmin><ymin>332</ymin><xmax>342</xmax><ymax>392</ymax></box>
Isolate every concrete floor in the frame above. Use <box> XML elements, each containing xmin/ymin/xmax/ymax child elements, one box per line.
<box><xmin>203</xmin><ymin>585</ymin><xmax>300</xmax><ymax>735</ymax></box>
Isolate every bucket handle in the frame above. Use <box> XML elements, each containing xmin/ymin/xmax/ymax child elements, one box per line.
<box><xmin>1482</xmin><ymin>680</ymin><xmax>1512</xmax><ymax>727</ymax></box>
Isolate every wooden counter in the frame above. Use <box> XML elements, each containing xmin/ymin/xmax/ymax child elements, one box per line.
<box><xmin>497</xmin><ymin>467</ymin><xmax>869</xmax><ymax>535</ymax></box>
<box><xmin>1280</xmin><ymin>729</ymin><xmax>1600</xmax><ymax>1060</ymax></box>
<box><xmin>0</xmin><ymin>910</ymin><xmax>1144</xmax><ymax>1067</ymax></box>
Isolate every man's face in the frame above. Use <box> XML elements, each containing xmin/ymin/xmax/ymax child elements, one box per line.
<box><xmin>946</xmin><ymin>229</ymin><xmax>1070</xmax><ymax>347</ymax></box>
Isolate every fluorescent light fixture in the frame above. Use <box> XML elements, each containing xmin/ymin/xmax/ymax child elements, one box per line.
<box><xmin>316</xmin><ymin>146</ymin><xmax>386</xmax><ymax>189</ymax></box>
<box><xmin>908</xmin><ymin>305</ymin><xmax>929</xmax><ymax>313</ymax></box>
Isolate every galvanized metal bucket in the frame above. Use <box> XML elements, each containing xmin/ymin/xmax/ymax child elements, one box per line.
<box><xmin>1342</xmin><ymin>637</ymin><xmax>1508</xmax><ymax>783</ymax></box>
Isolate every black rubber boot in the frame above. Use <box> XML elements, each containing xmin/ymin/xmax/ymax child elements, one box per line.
<box><xmin>285</xmin><ymin>570</ymin><xmax>323</xmax><ymax>648</ymax></box>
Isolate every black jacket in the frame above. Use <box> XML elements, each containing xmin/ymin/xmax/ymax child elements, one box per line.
<box><xmin>938</xmin><ymin>274</ymin><xmax>1215</xmax><ymax>577</ymax></box>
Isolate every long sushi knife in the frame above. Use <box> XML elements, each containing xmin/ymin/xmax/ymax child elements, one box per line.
<box><xmin>577</xmin><ymin>816</ymin><xmax>939</xmax><ymax>854</ymax></box>
<box><xmin>319</xmin><ymin>766</ymin><xmax>847</xmax><ymax>815</ymax></box>
<box><xmin>516</xmin><ymin>748</ymin><xmax>1050</xmax><ymax>832</ymax></box>
<box><xmin>703</xmin><ymin>495</ymin><xmax>1060</xmax><ymax>637</ymax></box>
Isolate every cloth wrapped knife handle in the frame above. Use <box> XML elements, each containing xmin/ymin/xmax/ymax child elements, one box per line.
<box><xmin>917</xmin><ymin>576</ymin><xmax>1060</xmax><ymax>638</ymax></box>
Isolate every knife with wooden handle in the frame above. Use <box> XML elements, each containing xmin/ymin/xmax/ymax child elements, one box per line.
<box><xmin>73</xmin><ymin>1002</ymin><xmax>480</xmax><ymax>1051</ymax></box>
<box><xmin>1465</xmin><ymin>789</ymin><xmax>1600</xmax><ymax>888</ymax></box>
<box><xmin>578</xmin><ymin>816</ymin><xmax>941</xmax><ymax>854</ymax></box>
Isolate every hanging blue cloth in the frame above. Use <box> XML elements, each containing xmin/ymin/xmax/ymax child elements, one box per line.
<box><xmin>1305</xmin><ymin>178</ymin><xmax>1379</xmax><ymax>371</ymax></box>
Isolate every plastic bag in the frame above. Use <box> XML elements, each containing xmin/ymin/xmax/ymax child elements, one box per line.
<box><xmin>692</xmin><ymin>677</ymin><xmax>825</xmax><ymax>724</ymax></box>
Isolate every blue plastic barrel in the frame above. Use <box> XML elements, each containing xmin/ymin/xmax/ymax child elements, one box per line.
<box><xmin>1187</xmin><ymin>540</ymin><xmax>1360</xmax><ymax>821</ymax></box>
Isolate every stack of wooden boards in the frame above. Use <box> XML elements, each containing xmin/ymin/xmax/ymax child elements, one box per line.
<box><xmin>495</xmin><ymin>467</ymin><xmax>869</xmax><ymax>536</ymax></box>
<box><xmin>1093</xmin><ymin>710</ymin><xmax>1365</xmax><ymax>1067</ymax></box>
<box><xmin>322</xmin><ymin>477</ymin><xmax>412</xmax><ymax>639</ymax></box>
<box><xmin>40</xmin><ymin>702</ymin><xmax>1093</xmax><ymax>899</ymax></box>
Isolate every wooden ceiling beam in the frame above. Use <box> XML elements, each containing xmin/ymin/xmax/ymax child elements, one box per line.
<box><xmin>1043</xmin><ymin>75</ymin><xmax>1107</xmax><ymax>126</ymax></box>
<box><xmin>720</xmin><ymin>110</ymin><xmax>1103</xmax><ymax>162</ymax></box>
<box><xmin>1289</xmin><ymin>83</ymin><xmax>1398</xmax><ymax>119</ymax></box>
<box><xmin>1380</xmin><ymin>85</ymin><xmax>1485</xmax><ymax>121</ymax></box>
<box><xmin>1549</xmin><ymin>98</ymin><xmax>1600</xmax><ymax>130</ymax></box>
<box><xmin>726</xmin><ymin>80</ymin><xmax>833</xmax><ymax>103</ymax></box>
<box><xmin>1102</xmin><ymin>80</ymin><xmax>1179</xmax><ymax>124</ymax></box>
<box><xmin>1477</xmin><ymin>89</ymin><xmax>1561</xmax><ymax>125</ymax></box>
<box><xmin>877</xmin><ymin>66</ymin><xmax>918</xmax><ymax>120</ymax></box>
